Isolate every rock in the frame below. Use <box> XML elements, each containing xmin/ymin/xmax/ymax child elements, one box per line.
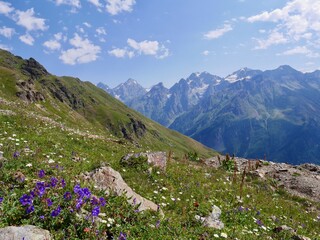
<box><xmin>299</xmin><ymin>163</ymin><xmax>320</xmax><ymax>173</ymax></box>
<box><xmin>196</xmin><ymin>205</ymin><xmax>224</xmax><ymax>229</ymax></box>
<box><xmin>273</xmin><ymin>225</ymin><xmax>295</xmax><ymax>234</ymax></box>
<box><xmin>86</xmin><ymin>166</ymin><xmax>163</xmax><ymax>215</ymax></box>
<box><xmin>121</xmin><ymin>152</ymin><xmax>167</xmax><ymax>171</ymax></box>
<box><xmin>292</xmin><ymin>235</ymin><xmax>311</xmax><ymax>240</ymax></box>
<box><xmin>0</xmin><ymin>225</ymin><xmax>51</xmax><ymax>240</ymax></box>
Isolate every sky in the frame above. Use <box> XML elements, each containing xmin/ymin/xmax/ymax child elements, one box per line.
<box><xmin>0</xmin><ymin>0</ymin><xmax>320</xmax><ymax>88</ymax></box>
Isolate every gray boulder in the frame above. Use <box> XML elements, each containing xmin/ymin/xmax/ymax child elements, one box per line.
<box><xmin>83</xmin><ymin>166</ymin><xmax>163</xmax><ymax>215</ymax></box>
<box><xmin>195</xmin><ymin>205</ymin><xmax>224</xmax><ymax>229</ymax></box>
<box><xmin>121</xmin><ymin>152</ymin><xmax>167</xmax><ymax>170</ymax></box>
<box><xmin>0</xmin><ymin>225</ymin><xmax>51</xmax><ymax>240</ymax></box>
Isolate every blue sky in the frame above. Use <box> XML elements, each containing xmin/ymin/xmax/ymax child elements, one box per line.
<box><xmin>0</xmin><ymin>0</ymin><xmax>319</xmax><ymax>88</ymax></box>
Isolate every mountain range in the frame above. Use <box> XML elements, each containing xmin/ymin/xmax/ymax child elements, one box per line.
<box><xmin>98</xmin><ymin>66</ymin><xmax>320</xmax><ymax>165</ymax></box>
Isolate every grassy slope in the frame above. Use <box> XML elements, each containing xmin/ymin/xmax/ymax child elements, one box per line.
<box><xmin>0</xmin><ymin>49</ymin><xmax>319</xmax><ymax>239</ymax></box>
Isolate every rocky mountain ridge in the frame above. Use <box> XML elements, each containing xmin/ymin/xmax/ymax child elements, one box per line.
<box><xmin>99</xmin><ymin>66</ymin><xmax>320</xmax><ymax>165</ymax></box>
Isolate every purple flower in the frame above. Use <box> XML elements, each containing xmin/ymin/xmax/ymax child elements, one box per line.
<box><xmin>61</xmin><ymin>179</ymin><xmax>66</xmax><ymax>188</ymax></box>
<box><xmin>26</xmin><ymin>205</ymin><xmax>34</xmax><ymax>214</ymax></box>
<box><xmin>118</xmin><ymin>232</ymin><xmax>127</xmax><ymax>240</ymax></box>
<box><xmin>99</xmin><ymin>197</ymin><xmax>106</xmax><ymax>207</ymax></box>
<box><xmin>0</xmin><ymin>197</ymin><xmax>3</xmax><ymax>204</ymax></box>
<box><xmin>238</xmin><ymin>206</ymin><xmax>244</xmax><ymax>212</ymax></box>
<box><xmin>82</xmin><ymin>188</ymin><xmax>91</xmax><ymax>199</ymax></box>
<box><xmin>91</xmin><ymin>196</ymin><xmax>99</xmax><ymax>206</ymax></box>
<box><xmin>20</xmin><ymin>194</ymin><xmax>33</xmax><ymax>206</ymax></box>
<box><xmin>13</xmin><ymin>151</ymin><xmax>20</xmax><ymax>158</ymax></box>
<box><xmin>38</xmin><ymin>170</ymin><xmax>45</xmax><ymax>178</ymax></box>
<box><xmin>256</xmin><ymin>219</ymin><xmax>263</xmax><ymax>226</ymax></box>
<box><xmin>40</xmin><ymin>215</ymin><xmax>45</xmax><ymax>220</ymax></box>
<box><xmin>256</xmin><ymin>210</ymin><xmax>261</xmax><ymax>216</ymax></box>
<box><xmin>35</xmin><ymin>182</ymin><xmax>46</xmax><ymax>197</ymax></box>
<box><xmin>156</xmin><ymin>220</ymin><xmax>160</xmax><ymax>228</ymax></box>
<box><xmin>46</xmin><ymin>198</ymin><xmax>53</xmax><ymax>207</ymax></box>
<box><xmin>51</xmin><ymin>206</ymin><xmax>61</xmax><ymax>217</ymax></box>
<box><xmin>92</xmin><ymin>206</ymin><xmax>100</xmax><ymax>217</ymax></box>
<box><xmin>74</xmin><ymin>184</ymin><xmax>82</xmax><ymax>194</ymax></box>
<box><xmin>50</xmin><ymin>177</ymin><xmax>58</xmax><ymax>187</ymax></box>
<box><xmin>133</xmin><ymin>198</ymin><xmax>136</xmax><ymax>205</ymax></box>
<box><xmin>63</xmin><ymin>191</ymin><xmax>72</xmax><ymax>201</ymax></box>
<box><xmin>76</xmin><ymin>198</ymin><xmax>83</xmax><ymax>209</ymax></box>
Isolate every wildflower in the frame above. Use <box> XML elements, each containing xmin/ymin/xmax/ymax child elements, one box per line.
<box><xmin>61</xmin><ymin>179</ymin><xmax>66</xmax><ymax>188</ymax></box>
<box><xmin>26</xmin><ymin>205</ymin><xmax>34</xmax><ymax>214</ymax></box>
<box><xmin>46</xmin><ymin>198</ymin><xmax>53</xmax><ymax>207</ymax></box>
<box><xmin>92</xmin><ymin>206</ymin><xmax>100</xmax><ymax>217</ymax></box>
<box><xmin>26</xmin><ymin>163</ymin><xmax>32</xmax><ymax>167</ymax></box>
<box><xmin>50</xmin><ymin>177</ymin><xmax>58</xmax><ymax>187</ymax></box>
<box><xmin>13</xmin><ymin>151</ymin><xmax>20</xmax><ymax>158</ymax></box>
<box><xmin>82</xmin><ymin>188</ymin><xmax>91</xmax><ymax>199</ymax></box>
<box><xmin>99</xmin><ymin>197</ymin><xmax>106</xmax><ymax>207</ymax></box>
<box><xmin>76</xmin><ymin>198</ymin><xmax>84</xmax><ymax>209</ymax></box>
<box><xmin>20</xmin><ymin>194</ymin><xmax>33</xmax><ymax>206</ymax></box>
<box><xmin>91</xmin><ymin>196</ymin><xmax>99</xmax><ymax>205</ymax></box>
<box><xmin>84</xmin><ymin>228</ymin><xmax>90</xmax><ymax>233</ymax></box>
<box><xmin>118</xmin><ymin>232</ymin><xmax>127</xmax><ymax>240</ymax></box>
<box><xmin>35</xmin><ymin>182</ymin><xmax>46</xmax><ymax>197</ymax></box>
<box><xmin>63</xmin><ymin>191</ymin><xmax>72</xmax><ymax>201</ymax></box>
<box><xmin>156</xmin><ymin>220</ymin><xmax>160</xmax><ymax>228</ymax></box>
<box><xmin>256</xmin><ymin>219</ymin><xmax>263</xmax><ymax>226</ymax></box>
<box><xmin>256</xmin><ymin>210</ymin><xmax>261</xmax><ymax>216</ymax></box>
<box><xmin>74</xmin><ymin>184</ymin><xmax>81</xmax><ymax>194</ymax></box>
<box><xmin>48</xmin><ymin>159</ymin><xmax>55</xmax><ymax>164</ymax></box>
<box><xmin>40</xmin><ymin>215</ymin><xmax>45</xmax><ymax>220</ymax></box>
<box><xmin>221</xmin><ymin>233</ymin><xmax>228</xmax><ymax>238</ymax></box>
<box><xmin>38</xmin><ymin>170</ymin><xmax>45</xmax><ymax>178</ymax></box>
<box><xmin>51</xmin><ymin>206</ymin><xmax>61</xmax><ymax>217</ymax></box>
<box><xmin>0</xmin><ymin>197</ymin><xmax>3</xmax><ymax>204</ymax></box>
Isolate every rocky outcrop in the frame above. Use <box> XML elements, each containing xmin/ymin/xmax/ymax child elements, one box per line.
<box><xmin>81</xmin><ymin>167</ymin><xmax>162</xmax><ymax>214</ymax></box>
<box><xmin>21</xmin><ymin>57</ymin><xmax>49</xmax><ymax>80</ymax></box>
<box><xmin>121</xmin><ymin>152</ymin><xmax>167</xmax><ymax>170</ymax></box>
<box><xmin>16</xmin><ymin>79</ymin><xmax>45</xmax><ymax>103</ymax></box>
<box><xmin>205</xmin><ymin>156</ymin><xmax>320</xmax><ymax>202</ymax></box>
<box><xmin>0</xmin><ymin>225</ymin><xmax>51</xmax><ymax>240</ymax></box>
<box><xmin>195</xmin><ymin>205</ymin><xmax>224</xmax><ymax>229</ymax></box>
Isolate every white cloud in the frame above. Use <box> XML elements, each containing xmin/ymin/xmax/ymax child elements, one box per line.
<box><xmin>0</xmin><ymin>43</ymin><xmax>11</xmax><ymax>51</ymax></box>
<box><xmin>43</xmin><ymin>40</ymin><xmax>61</xmax><ymax>51</ymax></box>
<box><xmin>248</xmin><ymin>0</ymin><xmax>320</xmax><ymax>50</ymax></box>
<box><xmin>43</xmin><ymin>32</ymin><xmax>64</xmax><ymax>52</ymax></box>
<box><xmin>96</xmin><ymin>27</ymin><xmax>107</xmax><ymax>35</ymax></box>
<box><xmin>202</xmin><ymin>50</ymin><xmax>210</xmax><ymax>56</ymax></box>
<box><xmin>83</xmin><ymin>22</ymin><xmax>91</xmax><ymax>28</ymax></box>
<box><xmin>109</xmin><ymin>38</ymin><xmax>169</xmax><ymax>59</ymax></box>
<box><xmin>13</xmin><ymin>8</ymin><xmax>47</xmax><ymax>31</ymax></box>
<box><xmin>108</xmin><ymin>48</ymin><xmax>134</xmax><ymax>58</ymax></box>
<box><xmin>106</xmin><ymin>0</ymin><xmax>136</xmax><ymax>15</ymax></box>
<box><xmin>19</xmin><ymin>33</ymin><xmax>35</xmax><ymax>46</ymax></box>
<box><xmin>55</xmin><ymin>0</ymin><xmax>81</xmax><ymax>8</ymax></box>
<box><xmin>87</xmin><ymin>0</ymin><xmax>102</xmax><ymax>8</ymax></box>
<box><xmin>204</xmin><ymin>24</ymin><xmax>233</xmax><ymax>40</ymax></box>
<box><xmin>59</xmin><ymin>33</ymin><xmax>101</xmax><ymax>65</ymax></box>
<box><xmin>127</xmin><ymin>38</ymin><xmax>169</xmax><ymax>58</ymax></box>
<box><xmin>0</xmin><ymin>26</ymin><xmax>15</xmax><ymax>38</ymax></box>
<box><xmin>278</xmin><ymin>46</ymin><xmax>319</xmax><ymax>58</ymax></box>
<box><xmin>253</xmin><ymin>31</ymin><xmax>287</xmax><ymax>50</ymax></box>
<box><xmin>0</xmin><ymin>1</ymin><xmax>13</xmax><ymax>15</ymax></box>
<box><xmin>127</xmin><ymin>38</ymin><xmax>158</xmax><ymax>55</ymax></box>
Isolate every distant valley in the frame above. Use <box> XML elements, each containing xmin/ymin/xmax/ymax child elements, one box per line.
<box><xmin>98</xmin><ymin>66</ymin><xmax>320</xmax><ymax>165</ymax></box>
